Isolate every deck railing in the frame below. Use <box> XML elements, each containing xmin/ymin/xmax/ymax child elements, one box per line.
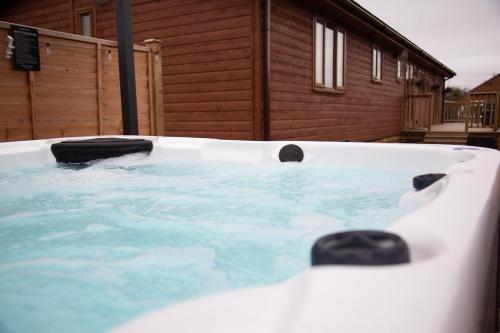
<box><xmin>443</xmin><ymin>101</ymin><xmax>467</xmax><ymax>122</ymax></box>
<box><xmin>466</xmin><ymin>93</ymin><xmax>499</xmax><ymax>131</ymax></box>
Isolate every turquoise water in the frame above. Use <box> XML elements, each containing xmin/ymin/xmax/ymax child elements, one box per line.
<box><xmin>0</xmin><ymin>154</ymin><xmax>416</xmax><ymax>333</ymax></box>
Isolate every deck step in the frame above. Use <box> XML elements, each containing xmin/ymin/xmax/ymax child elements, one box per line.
<box><xmin>423</xmin><ymin>138</ymin><xmax>467</xmax><ymax>145</ymax></box>
<box><xmin>424</xmin><ymin>132</ymin><xmax>469</xmax><ymax>138</ymax></box>
<box><xmin>423</xmin><ymin>132</ymin><xmax>468</xmax><ymax>145</ymax></box>
<box><xmin>423</xmin><ymin>138</ymin><xmax>468</xmax><ymax>145</ymax></box>
<box><xmin>400</xmin><ymin>131</ymin><xmax>426</xmax><ymax>143</ymax></box>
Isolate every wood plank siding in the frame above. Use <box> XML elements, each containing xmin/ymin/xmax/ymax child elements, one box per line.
<box><xmin>96</xmin><ymin>0</ymin><xmax>260</xmax><ymax>140</ymax></box>
<box><xmin>269</xmin><ymin>0</ymin><xmax>404</xmax><ymax>141</ymax></box>
<box><xmin>0</xmin><ymin>0</ymin><xmax>73</xmax><ymax>33</ymax></box>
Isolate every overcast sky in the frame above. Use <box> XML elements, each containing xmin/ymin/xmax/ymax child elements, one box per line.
<box><xmin>355</xmin><ymin>0</ymin><xmax>500</xmax><ymax>90</ymax></box>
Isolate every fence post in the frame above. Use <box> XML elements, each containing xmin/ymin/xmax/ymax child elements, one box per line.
<box><xmin>465</xmin><ymin>94</ymin><xmax>470</xmax><ymax>132</ymax></box>
<box><xmin>428</xmin><ymin>94</ymin><xmax>433</xmax><ymax>132</ymax></box>
<box><xmin>494</xmin><ymin>93</ymin><xmax>499</xmax><ymax>131</ymax></box>
<box><xmin>144</xmin><ymin>39</ymin><xmax>164</xmax><ymax>136</ymax></box>
<box><xmin>96</xmin><ymin>42</ymin><xmax>103</xmax><ymax>135</ymax></box>
<box><xmin>401</xmin><ymin>95</ymin><xmax>407</xmax><ymax>130</ymax></box>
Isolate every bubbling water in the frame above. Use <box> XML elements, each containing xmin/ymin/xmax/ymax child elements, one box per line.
<box><xmin>0</xmin><ymin>154</ymin><xmax>416</xmax><ymax>333</ymax></box>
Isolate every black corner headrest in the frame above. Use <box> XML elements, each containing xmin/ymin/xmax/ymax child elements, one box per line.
<box><xmin>51</xmin><ymin>137</ymin><xmax>153</xmax><ymax>163</ymax></box>
<box><xmin>413</xmin><ymin>173</ymin><xmax>446</xmax><ymax>191</ymax></box>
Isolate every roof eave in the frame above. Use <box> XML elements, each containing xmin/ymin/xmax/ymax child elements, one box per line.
<box><xmin>324</xmin><ymin>0</ymin><xmax>456</xmax><ymax>78</ymax></box>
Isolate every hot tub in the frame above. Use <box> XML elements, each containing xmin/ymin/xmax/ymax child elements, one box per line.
<box><xmin>0</xmin><ymin>136</ymin><xmax>499</xmax><ymax>333</ymax></box>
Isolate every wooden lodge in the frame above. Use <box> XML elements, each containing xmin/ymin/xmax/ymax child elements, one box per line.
<box><xmin>2</xmin><ymin>0</ymin><xmax>479</xmax><ymax>144</ymax></box>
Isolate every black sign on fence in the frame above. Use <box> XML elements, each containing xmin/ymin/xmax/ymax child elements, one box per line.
<box><xmin>10</xmin><ymin>25</ymin><xmax>40</xmax><ymax>71</ymax></box>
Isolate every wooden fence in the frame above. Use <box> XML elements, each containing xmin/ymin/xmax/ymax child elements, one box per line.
<box><xmin>401</xmin><ymin>75</ymin><xmax>443</xmax><ymax>131</ymax></box>
<box><xmin>403</xmin><ymin>93</ymin><xmax>433</xmax><ymax>130</ymax></box>
<box><xmin>0</xmin><ymin>21</ymin><xmax>163</xmax><ymax>142</ymax></box>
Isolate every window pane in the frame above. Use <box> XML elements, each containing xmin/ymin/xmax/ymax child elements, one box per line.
<box><xmin>315</xmin><ymin>22</ymin><xmax>324</xmax><ymax>85</ymax></box>
<box><xmin>81</xmin><ymin>13</ymin><xmax>92</xmax><ymax>37</ymax></box>
<box><xmin>376</xmin><ymin>49</ymin><xmax>382</xmax><ymax>79</ymax></box>
<box><xmin>397</xmin><ymin>59</ymin><xmax>401</xmax><ymax>79</ymax></box>
<box><xmin>372</xmin><ymin>48</ymin><xmax>377</xmax><ymax>78</ymax></box>
<box><xmin>336</xmin><ymin>31</ymin><xmax>344</xmax><ymax>87</ymax></box>
<box><xmin>324</xmin><ymin>27</ymin><xmax>334</xmax><ymax>88</ymax></box>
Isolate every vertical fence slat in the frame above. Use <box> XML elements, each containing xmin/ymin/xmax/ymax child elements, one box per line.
<box><xmin>478</xmin><ymin>96</ymin><xmax>482</xmax><ymax>127</ymax></box>
<box><xmin>97</xmin><ymin>42</ymin><xmax>103</xmax><ymax>135</ymax></box>
<box><xmin>489</xmin><ymin>95</ymin><xmax>492</xmax><ymax>126</ymax></box>
<box><xmin>428</xmin><ymin>94</ymin><xmax>433</xmax><ymax>131</ymax></box>
<box><xmin>144</xmin><ymin>39</ymin><xmax>164</xmax><ymax>136</ymax></box>
<box><xmin>470</xmin><ymin>97</ymin><xmax>474</xmax><ymax>128</ymax></box>
<box><xmin>489</xmin><ymin>94</ymin><xmax>494</xmax><ymax>126</ymax></box>
<box><xmin>495</xmin><ymin>93</ymin><xmax>500</xmax><ymax>131</ymax></box>
<box><xmin>146</xmin><ymin>47</ymin><xmax>155</xmax><ymax>135</ymax></box>
<box><xmin>465</xmin><ymin>94</ymin><xmax>470</xmax><ymax>132</ymax></box>
<box><xmin>28</xmin><ymin>71</ymin><xmax>37</xmax><ymax>139</ymax></box>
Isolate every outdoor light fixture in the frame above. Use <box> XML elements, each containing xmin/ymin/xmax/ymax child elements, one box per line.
<box><xmin>5</xmin><ymin>35</ymin><xmax>14</xmax><ymax>59</ymax></box>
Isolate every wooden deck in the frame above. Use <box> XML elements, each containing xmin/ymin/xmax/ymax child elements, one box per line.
<box><xmin>403</xmin><ymin>92</ymin><xmax>499</xmax><ymax>148</ymax></box>
<box><xmin>401</xmin><ymin>122</ymin><xmax>499</xmax><ymax>148</ymax></box>
<box><xmin>430</xmin><ymin>122</ymin><xmax>496</xmax><ymax>133</ymax></box>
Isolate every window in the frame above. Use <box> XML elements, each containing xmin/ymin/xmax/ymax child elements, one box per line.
<box><xmin>315</xmin><ymin>22</ymin><xmax>323</xmax><ymax>85</ymax></box>
<box><xmin>75</xmin><ymin>8</ymin><xmax>95</xmax><ymax>37</ymax></box>
<box><xmin>324</xmin><ymin>26</ymin><xmax>333</xmax><ymax>87</ymax></box>
<box><xmin>372</xmin><ymin>46</ymin><xmax>382</xmax><ymax>81</ymax></box>
<box><xmin>314</xmin><ymin>18</ymin><xmax>345</xmax><ymax>91</ymax></box>
<box><xmin>336</xmin><ymin>30</ymin><xmax>345</xmax><ymax>87</ymax></box>
<box><xmin>405</xmin><ymin>63</ymin><xmax>415</xmax><ymax>80</ymax></box>
<box><xmin>397</xmin><ymin>58</ymin><xmax>402</xmax><ymax>80</ymax></box>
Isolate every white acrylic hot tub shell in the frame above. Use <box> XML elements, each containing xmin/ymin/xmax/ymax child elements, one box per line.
<box><xmin>0</xmin><ymin>137</ymin><xmax>499</xmax><ymax>333</ymax></box>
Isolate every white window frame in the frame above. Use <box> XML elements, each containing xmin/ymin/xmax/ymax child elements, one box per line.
<box><xmin>75</xmin><ymin>7</ymin><xmax>95</xmax><ymax>37</ymax></box>
<box><xmin>372</xmin><ymin>46</ymin><xmax>382</xmax><ymax>81</ymax></box>
<box><xmin>397</xmin><ymin>58</ymin><xmax>402</xmax><ymax>81</ymax></box>
<box><xmin>313</xmin><ymin>17</ymin><xmax>346</xmax><ymax>91</ymax></box>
